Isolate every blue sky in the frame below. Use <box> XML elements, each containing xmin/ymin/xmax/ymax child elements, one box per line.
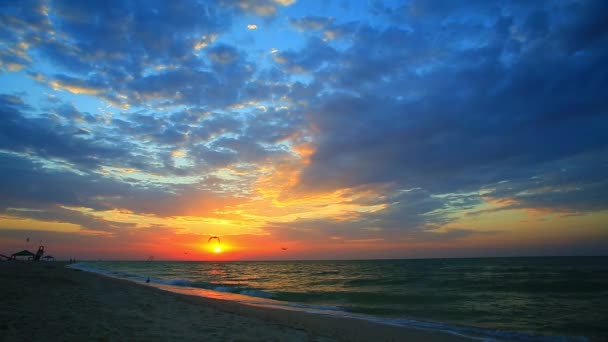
<box><xmin>0</xmin><ymin>0</ymin><xmax>607</xmax><ymax>260</ymax></box>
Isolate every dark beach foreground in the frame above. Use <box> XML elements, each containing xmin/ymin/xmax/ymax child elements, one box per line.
<box><xmin>0</xmin><ymin>261</ymin><xmax>472</xmax><ymax>341</ymax></box>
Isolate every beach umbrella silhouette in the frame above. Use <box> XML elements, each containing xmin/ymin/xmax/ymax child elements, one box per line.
<box><xmin>11</xmin><ymin>250</ymin><xmax>35</xmax><ymax>260</ymax></box>
<box><xmin>12</xmin><ymin>250</ymin><xmax>35</xmax><ymax>257</ymax></box>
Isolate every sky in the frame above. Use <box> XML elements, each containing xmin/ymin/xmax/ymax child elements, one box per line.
<box><xmin>0</xmin><ymin>0</ymin><xmax>607</xmax><ymax>260</ymax></box>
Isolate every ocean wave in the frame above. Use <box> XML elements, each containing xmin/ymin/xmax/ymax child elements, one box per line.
<box><xmin>68</xmin><ymin>263</ymin><xmax>139</xmax><ymax>280</ymax></box>
<box><xmin>239</xmin><ymin>289</ymin><xmax>275</xmax><ymax>299</ymax></box>
<box><xmin>343</xmin><ymin>277</ymin><xmax>412</xmax><ymax>287</ymax></box>
<box><xmin>271</xmin><ymin>289</ymin><xmax>461</xmax><ymax>305</ymax></box>
<box><xmin>154</xmin><ymin>279</ymin><xmax>278</xmax><ymax>300</ymax></box>
<box><xmin>310</xmin><ymin>270</ymin><xmax>341</xmax><ymax>276</ymax></box>
<box><xmin>68</xmin><ymin>259</ymin><xmax>603</xmax><ymax>342</ymax></box>
<box><xmin>368</xmin><ymin>317</ymin><xmax>589</xmax><ymax>342</ymax></box>
<box><xmin>161</xmin><ymin>278</ymin><xmax>192</xmax><ymax>286</ymax></box>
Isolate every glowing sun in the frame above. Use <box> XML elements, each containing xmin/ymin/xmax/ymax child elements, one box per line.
<box><xmin>214</xmin><ymin>246</ymin><xmax>222</xmax><ymax>253</ymax></box>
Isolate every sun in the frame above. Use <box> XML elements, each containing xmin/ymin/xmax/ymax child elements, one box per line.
<box><xmin>214</xmin><ymin>246</ymin><xmax>222</xmax><ymax>253</ymax></box>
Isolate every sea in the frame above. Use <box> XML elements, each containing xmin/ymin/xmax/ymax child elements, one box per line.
<box><xmin>70</xmin><ymin>257</ymin><xmax>608</xmax><ymax>341</ymax></box>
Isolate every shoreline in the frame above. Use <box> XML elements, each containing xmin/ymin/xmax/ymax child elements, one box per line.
<box><xmin>0</xmin><ymin>261</ymin><xmax>474</xmax><ymax>341</ymax></box>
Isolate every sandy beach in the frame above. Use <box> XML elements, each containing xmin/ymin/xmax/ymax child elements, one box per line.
<box><xmin>0</xmin><ymin>261</ymin><xmax>473</xmax><ymax>341</ymax></box>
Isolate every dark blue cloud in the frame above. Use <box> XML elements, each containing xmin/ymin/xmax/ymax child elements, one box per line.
<box><xmin>47</xmin><ymin>0</ymin><xmax>229</xmax><ymax>71</ymax></box>
<box><xmin>0</xmin><ymin>94</ymin><xmax>135</xmax><ymax>170</ymax></box>
<box><xmin>0</xmin><ymin>151</ymin><xmax>245</xmax><ymax>224</ymax></box>
<box><xmin>191</xmin><ymin>114</ymin><xmax>243</xmax><ymax>142</ymax></box>
<box><xmin>288</xmin><ymin>0</ymin><xmax>608</xmax><ymax>217</ymax></box>
<box><xmin>226</xmin><ymin>0</ymin><xmax>295</xmax><ymax>17</ymax></box>
<box><xmin>208</xmin><ymin>44</ymin><xmax>241</xmax><ymax>65</ymax></box>
<box><xmin>0</xmin><ymin>0</ymin><xmax>254</xmax><ymax>109</ymax></box>
<box><xmin>0</xmin><ymin>151</ymin><xmax>134</xmax><ymax>212</ymax></box>
<box><xmin>289</xmin><ymin>16</ymin><xmax>335</xmax><ymax>31</ymax></box>
<box><xmin>48</xmin><ymin>103</ymin><xmax>99</xmax><ymax>124</ymax></box>
<box><xmin>275</xmin><ymin>37</ymin><xmax>338</xmax><ymax>73</ymax></box>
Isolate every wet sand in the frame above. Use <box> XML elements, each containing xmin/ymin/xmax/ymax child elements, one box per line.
<box><xmin>0</xmin><ymin>261</ymin><xmax>473</xmax><ymax>341</ymax></box>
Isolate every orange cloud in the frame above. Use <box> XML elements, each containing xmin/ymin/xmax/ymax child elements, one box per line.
<box><xmin>50</xmin><ymin>80</ymin><xmax>103</xmax><ymax>95</ymax></box>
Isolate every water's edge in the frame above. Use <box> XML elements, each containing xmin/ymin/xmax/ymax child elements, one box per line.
<box><xmin>68</xmin><ymin>262</ymin><xmax>588</xmax><ymax>342</ymax></box>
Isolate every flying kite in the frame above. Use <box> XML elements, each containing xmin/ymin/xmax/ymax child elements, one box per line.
<box><xmin>208</xmin><ymin>236</ymin><xmax>221</xmax><ymax>244</ymax></box>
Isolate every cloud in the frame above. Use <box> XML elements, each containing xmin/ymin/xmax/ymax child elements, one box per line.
<box><xmin>0</xmin><ymin>151</ymin><xmax>247</xmax><ymax>223</ymax></box>
<box><xmin>284</xmin><ymin>2</ymin><xmax>608</xmax><ymax>220</ymax></box>
<box><xmin>0</xmin><ymin>94</ymin><xmax>135</xmax><ymax>171</ymax></box>
<box><xmin>1</xmin><ymin>1</ymin><xmax>279</xmax><ymax>110</ymax></box>
<box><xmin>0</xmin><ymin>152</ymin><xmax>131</xmax><ymax>213</ymax></box>
<box><xmin>1</xmin><ymin>1</ymin><xmax>238</xmax><ymax>109</ymax></box>
<box><xmin>263</xmin><ymin>218</ymin><xmax>492</xmax><ymax>246</ymax></box>
<box><xmin>477</xmin><ymin>153</ymin><xmax>608</xmax><ymax>214</ymax></box>
<box><xmin>4</xmin><ymin>205</ymin><xmax>136</xmax><ymax>233</ymax></box>
<box><xmin>193</xmin><ymin>34</ymin><xmax>218</xmax><ymax>50</ymax></box>
<box><xmin>190</xmin><ymin>113</ymin><xmax>243</xmax><ymax>142</ymax></box>
<box><xmin>232</xmin><ymin>0</ymin><xmax>295</xmax><ymax>17</ymax></box>
<box><xmin>274</xmin><ymin>0</ymin><xmax>296</xmax><ymax>5</ymax></box>
<box><xmin>207</xmin><ymin>44</ymin><xmax>241</xmax><ymax>65</ymax></box>
<box><xmin>49</xmin><ymin>79</ymin><xmax>104</xmax><ymax>95</ymax></box>
<box><xmin>0</xmin><ymin>93</ymin><xmax>264</xmax><ymax>220</ymax></box>
<box><xmin>44</xmin><ymin>41</ymin><xmax>254</xmax><ymax>109</ymax></box>
<box><xmin>289</xmin><ymin>16</ymin><xmax>335</xmax><ymax>31</ymax></box>
<box><xmin>273</xmin><ymin>37</ymin><xmax>338</xmax><ymax>73</ymax></box>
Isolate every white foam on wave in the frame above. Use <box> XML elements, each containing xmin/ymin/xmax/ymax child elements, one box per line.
<box><xmin>68</xmin><ymin>262</ymin><xmax>114</xmax><ymax>277</ymax></box>
<box><xmin>237</xmin><ymin>289</ymin><xmax>275</xmax><ymax>299</ymax></box>
<box><xmin>163</xmin><ymin>278</ymin><xmax>192</xmax><ymax>286</ymax></box>
<box><xmin>67</xmin><ymin>262</ymin><xmax>588</xmax><ymax>342</ymax></box>
<box><xmin>355</xmin><ymin>316</ymin><xmax>588</xmax><ymax>342</ymax></box>
<box><xmin>68</xmin><ymin>262</ymin><xmax>148</xmax><ymax>283</ymax></box>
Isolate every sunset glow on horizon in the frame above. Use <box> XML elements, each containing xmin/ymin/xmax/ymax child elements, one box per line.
<box><xmin>1</xmin><ymin>0</ymin><xmax>607</xmax><ymax>260</ymax></box>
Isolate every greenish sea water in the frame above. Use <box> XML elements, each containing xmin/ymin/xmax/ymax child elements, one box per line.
<box><xmin>73</xmin><ymin>257</ymin><xmax>608</xmax><ymax>341</ymax></box>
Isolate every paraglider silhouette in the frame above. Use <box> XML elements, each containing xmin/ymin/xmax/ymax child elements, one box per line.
<box><xmin>208</xmin><ymin>236</ymin><xmax>222</xmax><ymax>253</ymax></box>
